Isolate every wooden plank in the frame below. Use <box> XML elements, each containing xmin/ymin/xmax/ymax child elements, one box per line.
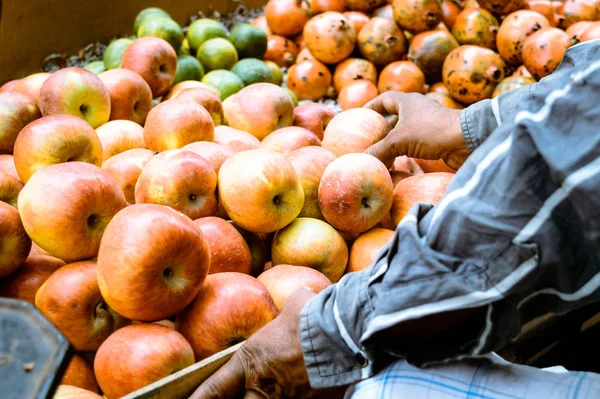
<box><xmin>123</xmin><ymin>342</ymin><xmax>243</xmax><ymax>399</ymax></box>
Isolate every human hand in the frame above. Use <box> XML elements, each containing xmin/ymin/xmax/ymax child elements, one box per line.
<box><xmin>364</xmin><ymin>92</ymin><xmax>469</xmax><ymax>170</ymax></box>
<box><xmin>189</xmin><ymin>289</ymin><xmax>316</xmax><ymax>399</ymax></box>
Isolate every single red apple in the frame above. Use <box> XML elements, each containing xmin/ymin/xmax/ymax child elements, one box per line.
<box><xmin>102</xmin><ymin>148</ymin><xmax>155</xmax><ymax>204</ymax></box>
<box><xmin>213</xmin><ymin>125</ymin><xmax>261</xmax><ymax>153</ymax></box>
<box><xmin>0</xmin><ymin>254</ymin><xmax>65</xmax><ymax>303</ymax></box>
<box><xmin>39</xmin><ymin>67</ymin><xmax>111</xmax><ymax>128</ymax></box>
<box><xmin>97</xmin><ymin>204</ymin><xmax>211</xmax><ymax>321</ymax></box>
<box><xmin>413</xmin><ymin>158</ymin><xmax>457</xmax><ymax>173</ymax></box>
<box><xmin>347</xmin><ymin>227</ymin><xmax>395</xmax><ymax>273</ymax></box>
<box><xmin>10</xmin><ymin>73</ymin><xmax>51</xmax><ymax>105</ymax></box>
<box><xmin>135</xmin><ymin>150</ymin><xmax>218</xmax><ymax>219</ymax></box>
<box><xmin>391</xmin><ymin>172</ymin><xmax>454</xmax><ymax>225</ymax></box>
<box><xmin>98</xmin><ymin>68</ymin><xmax>153</xmax><ymax>124</ymax></box>
<box><xmin>286</xmin><ymin>146</ymin><xmax>337</xmax><ymax>220</ymax></box>
<box><xmin>94</xmin><ymin>323</ymin><xmax>195</xmax><ymax>399</ymax></box>
<box><xmin>218</xmin><ymin>149</ymin><xmax>304</xmax><ymax>233</ymax></box>
<box><xmin>319</xmin><ymin>153</ymin><xmax>394</xmax><ymax>235</ymax></box>
<box><xmin>181</xmin><ymin>141</ymin><xmax>234</xmax><ymax>174</ymax></box>
<box><xmin>194</xmin><ymin>217</ymin><xmax>252</xmax><ymax>275</ymax></box>
<box><xmin>271</xmin><ymin>218</ymin><xmax>348</xmax><ymax>282</ymax></box>
<box><xmin>293</xmin><ymin>102</ymin><xmax>336</xmax><ymax>140</ymax></box>
<box><xmin>121</xmin><ymin>37</ymin><xmax>178</xmax><ymax>98</ymax></box>
<box><xmin>36</xmin><ymin>260</ymin><xmax>129</xmax><ymax>351</ymax></box>
<box><xmin>257</xmin><ymin>264</ymin><xmax>332</xmax><ymax>310</ymax></box>
<box><xmin>261</xmin><ymin>126</ymin><xmax>322</xmax><ymax>154</ymax></box>
<box><xmin>0</xmin><ymin>201</ymin><xmax>31</xmax><ymax>278</ymax></box>
<box><xmin>0</xmin><ymin>79</ymin><xmax>21</xmax><ymax>94</ymax></box>
<box><xmin>230</xmin><ymin>223</ymin><xmax>267</xmax><ymax>277</ymax></box>
<box><xmin>29</xmin><ymin>241</ymin><xmax>51</xmax><ymax>256</ymax></box>
<box><xmin>0</xmin><ymin>154</ymin><xmax>19</xmax><ymax>180</ymax></box>
<box><xmin>172</xmin><ymin>87</ymin><xmax>224</xmax><ymax>126</ymax></box>
<box><xmin>0</xmin><ymin>171</ymin><xmax>23</xmax><ymax>207</ymax></box>
<box><xmin>18</xmin><ymin>162</ymin><xmax>127</xmax><ymax>262</ymax></box>
<box><xmin>59</xmin><ymin>354</ymin><xmax>99</xmax><ymax>393</ymax></box>
<box><xmin>322</xmin><ymin>108</ymin><xmax>390</xmax><ymax>156</ymax></box>
<box><xmin>13</xmin><ymin>115</ymin><xmax>103</xmax><ymax>183</ymax></box>
<box><xmin>163</xmin><ymin>80</ymin><xmax>219</xmax><ymax>100</ymax></box>
<box><xmin>222</xmin><ymin>83</ymin><xmax>295</xmax><ymax>140</ymax></box>
<box><xmin>96</xmin><ymin>119</ymin><xmax>146</xmax><ymax>162</ymax></box>
<box><xmin>0</xmin><ymin>92</ymin><xmax>41</xmax><ymax>154</ymax></box>
<box><xmin>52</xmin><ymin>385</ymin><xmax>102</xmax><ymax>399</ymax></box>
<box><xmin>176</xmin><ymin>272</ymin><xmax>279</xmax><ymax>360</ymax></box>
<box><xmin>144</xmin><ymin>97</ymin><xmax>214</xmax><ymax>152</ymax></box>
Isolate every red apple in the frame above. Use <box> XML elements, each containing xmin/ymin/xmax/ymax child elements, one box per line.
<box><xmin>172</xmin><ymin>87</ymin><xmax>224</xmax><ymax>126</ymax></box>
<box><xmin>261</xmin><ymin>126</ymin><xmax>322</xmax><ymax>154</ymax></box>
<box><xmin>413</xmin><ymin>158</ymin><xmax>457</xmax><ymax>173</ymax></box>
<box><xmin>0</xmin><ymin>92</ymin><xmax>41</xmax><ymax>154</ymax></box>
<box><xmin>29</xmin><ymin>241</ymin><xmax>51</xmax><ymax>256</ymax></box>
<box><xmin>391</xmin><ymin>172</ymin><xmax>454</xmax><ymax>225</ymax></box>
<box><xmin>218</xmin><ymin>149</ymin><xmax>304</xmax><ymax>233</ymax></box>
<box><xmin>0</xmin><ymin>154</ymin><xmax>19</xmax><ymax>180</ymax></box>
<box><xmin>376</xmin><ymin>211</ymin><xmax>397</xmax><ymax>230</ymax></box>
<box><xmin>271</xmin><ymin>218</ymin><xmax>348</xmax><ymax>283</ymax></box>
<box><xmin>347</xmin><ymin>228</ymin><xmax>395</xmax><ymax>273</ymax></box>
<box><xmin>0</xmin><ymin>201</ymin><xmax>31</xmax><ymax>278</ymax></box>
<box><xmin>213</xmin><ymin>125</ymin><xmax>261</xmax><ymax>153</ymax></box>
<box><xmin>223</xmin><ymin>83</ymin><xmax>295</xmax><ymax>140</ymax></box>
<box><xmin>0</xmin><ymin>79</ymin><xmax>21</xmax><ymax>94</ymax></box>
<box><xmin>11</xmin><ymin>73</ymin><xmax>51</xmax><ymax>104</ymax></box>
<box><xmin>98</xmin><ymin>68</ymin><xmax>153</xmax><ymax>124</ymax></box>
<box><xmin>35</xmin><ymin>260</ymin><xmax>129</xmax><ymax>351</ymax></box>
<box><xmin>163</xmin><ymin>80</ymin><xmax>219</xmax><ymax>100</ymax></box>
<box><xmin>194</xmin><ymin>217</ymin><xmax>252</xmax><ymax>275</ymax></box>
<box><xmin>95</xmin><ymin>119</ymin><xmax>146</xmax><ymax>162</ymax></box>
<box><xmin>18</xmin><ymin>162</ymin><xmax>127</xmax><ymax>262</ymax></box>
<box><xmin>13</xmin><ymin>115</ymin><xmax>102</xmax><ymax>183</ymax></box>
<box><xmin>59</xmin><ymin>354</ymin><xmax>99</xmax><ymax>393</ymax></box>
<box><xmin>176</xmin><ymin>272</ymin><xmax>279</xmax><ymax>360</ymax></box>
<box><xmin>181</xmin><ymin>141</ymin><xmax>234</xmax><ymax>174</ymax></box>
<box><xmin>0</xmin><ymin>171</ymin><xmax>23</xmax><ymax>207</ymax></box>
<box><xmin>102</xmin><ymin>148</ymin><xmax>155</xmax><ymax>204</ymax></box>
<box><xmin>97</xmin><ymin>204</ymin><xmax>211</xmax><ymax>321</ymax></box>
<box><xmin>52</xmin><ymin>385</ymin><xmax>102</xmax><ymax>399</ymax></box>
<box><xmin>258</xmin><ymin>264</ymin><xmax>332</xmax><ymax>310</ymax></box>
<box><xmin>293</xmin><ymin>102</ymin><xmax>336</xmax><ymax>140</ymax></box>
<box><xmin>322</xmin><ymin>108</ymin><xmax>390</xmax><ymax>156</ymax></box>
<box><xmin>94</xmin><ymin>324</ymin><xmax>195</xmax><ymax>399</ymax></box>
<box><xmin>39</xmin><ymin>67</ymin><xmax>111</xmax><ymax>128</ymax></box>
<box><xmin>144</xmin><ymin>98</ymin><xmax>214</xmax><ymax>152</ymax></box>
<box><xmin>135</xmin><ymin>150</ymin><xmax>218</xmax><ymax>219</ymax></box>
<box><xmin>319</xmin><ymin>153</ymin><xmax>394</xmax><ymax>235</ymax></box>
<box><xmin>121</xmin><ymin>37</ymin><xmax>178</xmax><ymax>98</ymax></box>
<box><xmin>0</xmin><ymin>254</ymin><xmax>65</xmax><ymax>303</ymax></box>
<box><xmin>231</xmin><ymin>223</ymin><xmax>268</xmax><ymax>277</ymax></box>
<box><xmin>286</xmin><ymin>146</ymin><xmax>337</xmax><ymax>220</ymax></box>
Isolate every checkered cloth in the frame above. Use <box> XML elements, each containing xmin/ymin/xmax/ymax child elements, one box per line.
<box><xmin>345</xmin><ymin>355</ymin><xmax>600</xmax><ymax>399</ymax></box>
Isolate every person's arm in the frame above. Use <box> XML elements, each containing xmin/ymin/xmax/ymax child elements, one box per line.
<box><xmin>300</xmin><ymin>43</ymin><xmax>600</xmax><ymax>389</ymax></box>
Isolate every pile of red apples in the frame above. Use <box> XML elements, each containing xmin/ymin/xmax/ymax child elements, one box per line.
<box><xmin>0</xmin><ymin>36</ymin><xmax>453</xmax><ymax>399</ymax></box>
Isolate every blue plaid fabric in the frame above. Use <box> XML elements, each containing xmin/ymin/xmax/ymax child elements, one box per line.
<box><xmin>345</xmin><ymin>355</ymin><xmax>600</xmax><ymax>399</ymax></box>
